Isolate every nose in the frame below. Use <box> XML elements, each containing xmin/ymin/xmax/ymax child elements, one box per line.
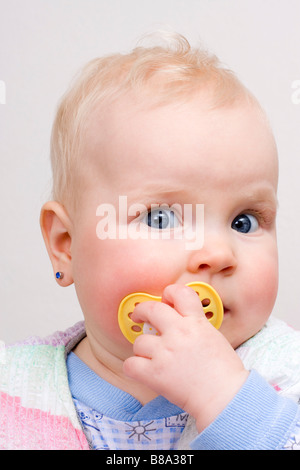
<box><xmin>187</xmin><ymin>234</ymin><xmax>237</xmax><ymax>276</ymax></box>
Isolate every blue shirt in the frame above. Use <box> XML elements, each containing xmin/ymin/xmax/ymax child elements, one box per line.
<box><xmin>67</xmin><ymin>352</ymin><xmax>300</xmax><ymax>450</ymax></box>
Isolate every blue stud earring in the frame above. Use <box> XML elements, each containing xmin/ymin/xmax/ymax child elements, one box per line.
<box><xmin>56</xmin><ymin>272</ymin><xmax>64</xmax><ymax>280</ymax></box>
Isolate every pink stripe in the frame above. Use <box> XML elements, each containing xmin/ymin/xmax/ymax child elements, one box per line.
<box><xmin>0</xmin><ymin>391</ymin><xmax>89</xmax><ymax>450</ymax></box>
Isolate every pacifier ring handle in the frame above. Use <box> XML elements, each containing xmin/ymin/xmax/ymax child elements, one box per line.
<box><xmin>118</xmin><ymin>282</ymin><xmax>223</xmax><ymax>344</ymax></box>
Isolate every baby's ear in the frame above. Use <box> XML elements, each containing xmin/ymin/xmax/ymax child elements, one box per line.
<box><xmin>40</xmin><ymin>201</ymin><xmax>73</xmax><ymax>286</ymax></box>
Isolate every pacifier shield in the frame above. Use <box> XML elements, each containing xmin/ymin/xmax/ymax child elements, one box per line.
<box><xmin>118</xmin><ymin>282</ymin><xmax>223</xmax><ymax>343</ymax></box>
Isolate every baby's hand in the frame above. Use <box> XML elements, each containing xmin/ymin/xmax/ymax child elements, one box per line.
<box><xmin>123</xmin><ymin>284</ymin><xmax>249</xmax><ymax>432</ymax></box>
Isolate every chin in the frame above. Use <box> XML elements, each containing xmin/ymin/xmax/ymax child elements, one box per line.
<box><xmin>220</xmin><ymin>321</ymin><xmax>251</xmax><ymax>350</ymax></box>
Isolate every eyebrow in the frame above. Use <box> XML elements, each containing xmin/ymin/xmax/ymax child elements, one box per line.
<box><xmin>240</xmin><ymin>186</ymin><xmax>278</xmax><ymax>206</ymax></box>
<box><xmin>235</xmin><ymin>187</ymin><xmax>279</xmax><ymax>220</ymax></box>
<box><xmin>126</xmin><ymin>187</ymin><xmax>191</xmax><ymax>204</ymax></box>
<box><xmin>124</xmin><ymin>181</ymin><xmax>279</xmax><ymax>220</ymax></box>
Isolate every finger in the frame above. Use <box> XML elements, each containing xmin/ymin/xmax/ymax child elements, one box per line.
<box><xmin>123</xmin><ymin>355</ymin><xmax>153</xmax><ymax>385</ymax></box>
<box><xmin>131</xmin><ymin>300</ymin><xmax>178</xmax><ymax>333</ymax></box>
<box><xmin>133</xmin><ymin>333</ymin><xmax>160</xmax><ymax>359</ymax></box>
<box><xmin>161</xmin><ymin>284</ymin><xmax>205</xmax><ymax>318</ymax></box>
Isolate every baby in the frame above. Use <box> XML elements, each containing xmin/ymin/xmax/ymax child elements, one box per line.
<box><xmin>1</xmin><ymin>33</ymin><xmax>300</xmax><ymax>450</ymax></box>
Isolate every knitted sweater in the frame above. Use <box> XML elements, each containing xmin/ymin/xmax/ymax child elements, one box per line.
<box><xmin>0</xmin><ymin>322</ymin><xmax>89</xmax><ymax>450</ymax></box>
<box><xmin>1</xmin><ymin>317</ymin><xmax>300</xmax><ymax>450</ymax></box>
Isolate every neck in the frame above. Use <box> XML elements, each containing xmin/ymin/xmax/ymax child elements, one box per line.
<box><xmin>72</xmin><ymin>334</ymin><xmax>158</xmax><ymax>405</ymax></box>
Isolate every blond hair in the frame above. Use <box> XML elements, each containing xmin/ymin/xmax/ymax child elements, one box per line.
<box><xmin>50</xmin><ymin>32</ymin><xmax>254</xmax><ymax>210</ymax></box>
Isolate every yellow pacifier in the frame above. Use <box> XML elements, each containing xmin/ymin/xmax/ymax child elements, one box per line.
<box><xmin>118</xmin><ymin>282</ymin><xmax>223</xmax><ymax>344</ymax></box>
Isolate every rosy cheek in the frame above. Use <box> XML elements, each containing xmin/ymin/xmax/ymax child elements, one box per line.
<box><xmin>257</xmin><ymin>256</ymin><xmax>278</xmax><ymax>310</ymax></box>
<box><xmin>104</xmin><ymin>240</ymin><xmax>183</xmax><ymax>291</ymax></box>
<box><xmin>242</xmin><ymin>254</ymin><xmax>278</xmax><ymax>328</ymax></box>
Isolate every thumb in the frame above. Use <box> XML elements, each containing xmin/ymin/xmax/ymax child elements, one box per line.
<box><xmin>161</xmin><ymin>284</ymin><xmax>205</xmax><ymax>318</ymax></box>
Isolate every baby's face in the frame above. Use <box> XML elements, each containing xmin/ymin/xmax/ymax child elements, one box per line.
<box><xmin>70</xmin><ymin>94</ymin><xmax>278</xmax><ymax>357</ymax></box>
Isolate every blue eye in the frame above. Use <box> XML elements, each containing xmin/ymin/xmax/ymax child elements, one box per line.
<box><xmin>231</xmin><ymin>213</ymin><xmax>259</xmax><ymax>233</ymax></box>
<box><xmin>145</xmin><ymin>208</ymin><xmax>180</xmax><ymax>230</ymax></box>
